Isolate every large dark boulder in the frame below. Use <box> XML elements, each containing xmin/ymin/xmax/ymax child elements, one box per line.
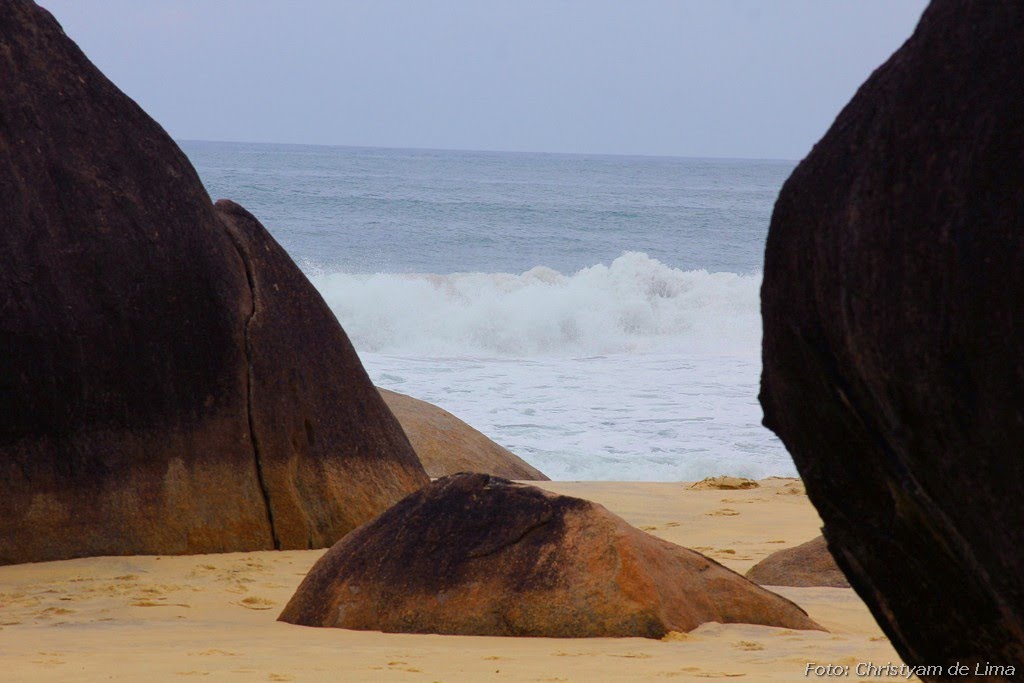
<box><xmin>279</xmin><ymin>473</ymin><xmax>822</xmax><ymax>637</ymax></box>
<box><xmin>761</xmin><ymin>0</ymin><xmax>1024</xmax><ymax>675</ymax></box>
<box><xmin>0</xmin><ymin>0</ymin><xmax>428</xmax><ymax>565</ymax></box>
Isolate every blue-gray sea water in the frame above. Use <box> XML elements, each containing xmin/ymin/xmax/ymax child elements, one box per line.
<box><xmin>182</xmin><ymin>140</ymin><xmax>796</xmax><ymax>481</ymax></box>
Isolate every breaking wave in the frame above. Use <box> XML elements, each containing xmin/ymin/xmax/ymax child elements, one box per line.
<box><xmin>309</xmin><ymin>251</ymin><xmax>761</xmax><ymax>357</ymax></box>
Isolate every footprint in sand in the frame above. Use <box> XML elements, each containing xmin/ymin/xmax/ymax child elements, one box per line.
<box><xmin>186</xmin><ymin>565</ymin><xmax>218</xmax><ymax>580</ymax></box>
<box><xmin>37</xmin><ymin>607</ymin><xmax>75</xmax><ymax>618</ymax></box>
<box><xmin>708</xmin><ymin>548</ymin><xmax>751</xmax><ymax>562</ymax></box>
<box><xmin>733</xmin><ymin>641</ymin><xmax>764</xmax><ymax>651</ymax></box>
<box><xmin>236</xmin><ymin>596</ymin><xmax>275</xmax><ymax>610</ymax></box>
<box><xmin>136</xmin><ymin>585</ymin><xmax>182</xmax><ymax>596</ymax></box>
<box><xmin>268</xmin><ymin>675</ymin><xmax>295</xmax><ymax>681</ymax></box>
<box><xmin>694</xmin><ymin>673</ymin><xmax>746</xmax><ymax>678</ymax></box>
<box><xmin>706</xmin><ymin>509</ymin><xmax>740</xmax><ymax>517</ymax></box>
<box><xmin>30</xmin><ymin>652</ymin><xmax>66</xmax><ymax>666</ymax></box>
<box><xmin>664</xmin><ymin>522</ymin><xmax>680</xmax><ymax>528</ymax></box>
<box><xmin>639</xmin><ymin>525</ymin><xmax>659</xmax><ymax>531</ymax></box>
<box><xmin>659</xmin><ymin>667</ymin><xmax>708</xmax><ymax>679</ymax></box>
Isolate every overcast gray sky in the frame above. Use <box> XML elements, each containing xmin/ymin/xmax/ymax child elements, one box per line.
<box><xmin>41</xmin><ymin>0</ymin><xmax>926</xmax><ymax>160</ymax></box>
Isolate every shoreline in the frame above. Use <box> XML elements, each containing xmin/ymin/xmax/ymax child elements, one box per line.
<box><xmin>0</xmin><ymin>478</ymin><xmax>906</xmax><ymax>681</ymax></box>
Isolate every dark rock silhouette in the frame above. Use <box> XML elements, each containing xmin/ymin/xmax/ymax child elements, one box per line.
<box><xmin>279</xmin><ymin>473</ymin><xmax>822</xmax><ymax>637</ymax></box>
<box><xmin>745</xmin><ymin>537</ymin><xmax>849</xmax><ymax>589</ymax></box>
<box><xmin>761</xmin><ymin>0</ymin><xmax>1024</xmax><ymax>675</ymax></box>
<box><xmin>0</xmin><ymin>0</ymin><xmax>428</xmax><ymax>565</ymax></box>
<box><xmin>378</xmin><ymin>388</ymin><xmax>548</xmax><ymax>480</ymax></box>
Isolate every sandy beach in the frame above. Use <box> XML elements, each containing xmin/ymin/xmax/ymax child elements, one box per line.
<box><xmin>0</xmin><ymin>478</ymin><xmax>907</xmax><ymax>682</ymax></box>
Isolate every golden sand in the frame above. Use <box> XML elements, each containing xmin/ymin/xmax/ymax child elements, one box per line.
<box><xmin>0</xmin><ymin>478</ymin><xmax>906</xmax><ymax>681</ymax></box>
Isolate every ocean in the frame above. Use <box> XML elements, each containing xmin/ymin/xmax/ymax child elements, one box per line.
<box><xmin>181</xmin><ymin>140</ymin><xmax>796</xmax><ymax>481</ymax></box>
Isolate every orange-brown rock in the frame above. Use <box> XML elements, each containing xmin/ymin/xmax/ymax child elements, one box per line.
<box><xmin>0</xmin><ymin>0</ymin><xmax>428</xmax><ymax>565</ymax></box>
<box><xmin>378</xmin><ymin>388</ymin><xmax>548</xmax><ymax>480</ymax></box>
<box><xmin>279</xmin><ymin>473</ymin><xmax>823</xmax><ymax>637</ymax></box>
<box><xmin>746</xmin><ymin>537</ymin><xmax>849</xmax><ymax>589</ymax></box>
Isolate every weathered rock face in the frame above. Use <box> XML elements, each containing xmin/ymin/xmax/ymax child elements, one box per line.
<box><xmin>745</xmin><ymin>537</ymin><xmax>849</xmax><ymax>589</ymax></box>
<box><xmin>279</xmin><ymin>473</ymin><xmax>822</xmax><ymax>637</ymax></box>
<box><xmin>216</xmin><ymin>203</ymin><xmax>430</xmax><ymax>548</ymax></box>
<box><xmin>760</xmin><ymin>0</ymin><xmax>1024</xmax><ymax>674</ymax></box>
<box><xmin>0</xmin><ymin>0</ymin><xmax>428</xmax><ymax>565</ymax></box>
<box><xmin>378</xmin><ymin>388</ymin><xmax>548</xmax><ymax>480</ymax></box>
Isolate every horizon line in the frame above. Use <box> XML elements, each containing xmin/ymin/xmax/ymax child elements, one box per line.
<box><xmin>175</xmin><ymin>137</ymin><xmax>798</xmax><ymax>165</ymax></box>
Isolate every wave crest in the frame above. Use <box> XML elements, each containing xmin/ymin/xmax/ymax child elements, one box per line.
<box><xmin>310</xmin><ymin>252</ymin><xmax>761</xmax><ymax>357</ymax></box>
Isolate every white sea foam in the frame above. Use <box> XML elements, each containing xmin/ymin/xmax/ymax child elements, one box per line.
<box><xmin>356</xmin><ymin>351</ymin><xmax>793</xmax><ymax>481</ymax></box>
<box><xmin>307</xmin><ymin>252</ymin><xmax>793</xmax><ymax>481</ymax></box>
<box><xmin>310</xmin><ymin>252</ymin><xmax>762</xmax><ymax>358</ymax></box>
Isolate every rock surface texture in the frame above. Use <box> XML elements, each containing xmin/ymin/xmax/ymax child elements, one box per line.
<box><xmin>378</xmin><ymin>388</ymin><xmax>548</xmax><ymax>480</ymax></box>
<box><xmin>0</xmin><ymin>0</ymin><xmax>428</xmax><ymax>565</ymax></box>
<box><xmin>760</xmin><ymin>0</ymin><xmax>1024</xmax><ymax>675</ymax></box>
<box><xmin>279</xmin><ymin>473</ymin><xmax>822</xmax><ymax>637</ymax></box>
<box><xmin>745</xmin><ymin>537</ymin><xmax>849</xmax><ymax>589</ymax></box>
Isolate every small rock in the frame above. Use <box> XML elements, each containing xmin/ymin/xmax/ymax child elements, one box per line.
<box><xmin>688</xmin><ymin>477</ymin><xmax>760</xmax><ymax>491</ymax></box>
<box><xmin>746</xmin><ymin>537</ymin><xmax>850</xmax><ymax>589</ymax></box>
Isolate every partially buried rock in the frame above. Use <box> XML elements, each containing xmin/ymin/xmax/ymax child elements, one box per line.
<box><xmin>279</xmin><ymin>473</ymin><xmax>823</xmax><ymax>637</ymax></box>
<box><xmin>688</xmin><ymin>476</ymin><xmax>759</xmax><ymax>490</ymax></box>
<box><xmin>745</xmin><ymin>537</ymin><xmax>850</xmax><ymax>589</ymax></box>
<box><xmin>0</xmin><ymin>0</ymin><xmax>428</xmax><ymax>565</ymax></box>
<box><xmin>378</xmin><ymin>388</ymin><xmax>548</xmax><ymax>480</ymax></box>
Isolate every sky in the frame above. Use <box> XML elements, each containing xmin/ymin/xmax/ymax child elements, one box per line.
<box><xmin>41</xmin><ymin>0</ymin><xmax>926</xmax><ymax>160</ymax></box>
